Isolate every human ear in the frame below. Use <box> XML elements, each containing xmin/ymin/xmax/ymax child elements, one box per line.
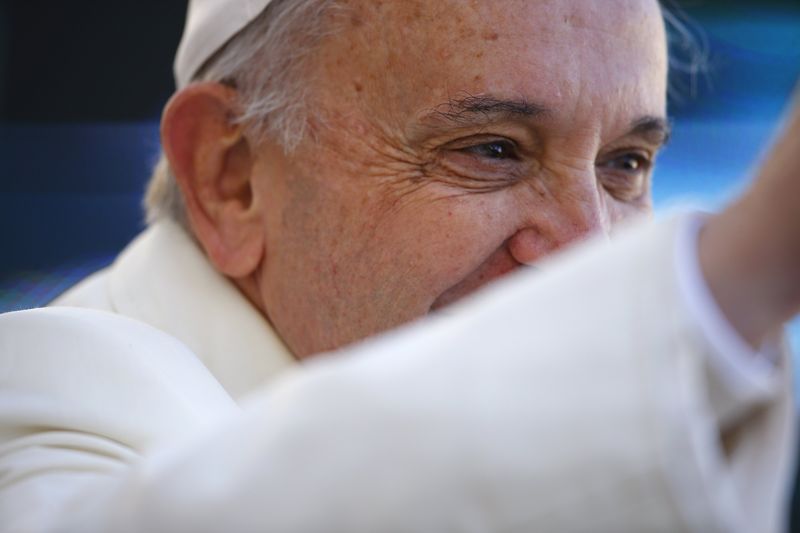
<box><xmin>161</xmin><ymin>83</ymin><xmax>264</xmax><ymax>279</ymax></box>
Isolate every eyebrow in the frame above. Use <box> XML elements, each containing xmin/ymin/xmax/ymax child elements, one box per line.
<box><xmin>421</xmin><ymin>94</ymin><xmax>671</xmax><ymax>147</ymax></box>
<box><xmin>423</xmin><ymin>94</ymin><xmax>550</xmax><ymax>126</ymax></box>
<box><xmin>628</xmin><ymin>116</ymin><xmax>672</xmax><ymax>147</ymax></box>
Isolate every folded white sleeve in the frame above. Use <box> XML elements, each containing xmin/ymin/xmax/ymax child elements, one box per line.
<box><xmin>672</xmin><ymin>213</ymin><xmax>795</xmax><ymax>533</ymax></box>
<box><xmin>0</xmin><ymin>213</ymin><xmax>795</xmax><ymax>533</ymax></box>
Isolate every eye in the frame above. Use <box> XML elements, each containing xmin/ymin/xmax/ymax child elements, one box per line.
<box><xmin>435</xmin><ymin>136</ymin><xmax>528</xmax><ymax>191</ymax></box>
<box><xmin>597</xmin><ymin>151</ymin><xmax>653</xmax><ymax>202</ymax></box>
<box><xmin>603</xmin><ymin>153</ymin><xmax>651</xmax><ymax>173</ymax></box>
<box><xmin>460</xmin><ymin>140</ymin><xmax>519</xmax><ymax>160</ymax></box>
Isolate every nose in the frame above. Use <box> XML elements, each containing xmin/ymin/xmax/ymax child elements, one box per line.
<box><xmin>507</xmin><ymin>180</ymin><xmax>611</xmax><ymax>265</ymax></box>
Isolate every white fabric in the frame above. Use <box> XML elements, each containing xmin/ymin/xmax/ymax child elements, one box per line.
<box><xmin>675</xmin><ymin>214</ymin><xmax>780</xmax><ymax>369</ymax></box>
<box><xmin>670</xmin><ymin>214</ymin><xmax>796</xmax><ymax>532</ymax></box>
<box><xmin>175</xmin><ymin>0</ymin><xmax>275</xmax><ymax>88</ymax></box>
<box><xmin>674</xmin><ymin>214</ymin><xmax>783</xmax><ymax>421</ymax></box>
<box><xmin>0</xmin><ymin>214</ymin><xmax>794</xmax><ymax>532</ymax></box>
<box><xmin>53</xmin><ymin>220</ymin><xmax>295</xmax><ymax>400</ymax></box>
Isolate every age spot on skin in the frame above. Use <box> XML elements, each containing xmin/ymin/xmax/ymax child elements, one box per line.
<box><xmin>350</xmin><ymin>13</ymin><xmax>364</xmax><ymax>27</ymax></box>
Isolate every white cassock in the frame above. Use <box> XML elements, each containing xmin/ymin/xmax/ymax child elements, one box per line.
<box><xmin>0</xmin><ymin>214</ymin><xmax>794</xmax><ymax>532</ymax></box>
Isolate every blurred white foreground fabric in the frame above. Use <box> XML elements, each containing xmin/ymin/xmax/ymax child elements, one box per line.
<box><xmin>0</xmin><ymin>214</ymin><xmax>794</xmax><ymax>532</ymax></box>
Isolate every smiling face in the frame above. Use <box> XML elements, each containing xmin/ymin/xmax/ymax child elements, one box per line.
<box><xmin>247</xmin><ymin>0</ymin><xmax>669</xmax><ymax>357</ymax></box>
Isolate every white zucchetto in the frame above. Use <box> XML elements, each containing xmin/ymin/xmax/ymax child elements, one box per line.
<box><xmin>174</xmin><ymin>0</ymin><xmax>274</xmax><ymax>88</ymax></box>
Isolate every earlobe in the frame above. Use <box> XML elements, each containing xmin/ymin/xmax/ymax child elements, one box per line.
<box><xmin>160</xmin><ymin>83</ymin><xmax>265</xmax><ymax>279</ymax></box>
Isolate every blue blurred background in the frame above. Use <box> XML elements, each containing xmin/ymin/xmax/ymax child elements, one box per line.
<box><xmin>651</xmin><ymin>0</ymin><xmax>800</xmax><ymax>383</ymax></box>
<box><xmin>1</xmin><ymin>0</ymin><xmax>799</xmax><ymax>526</ymax></box>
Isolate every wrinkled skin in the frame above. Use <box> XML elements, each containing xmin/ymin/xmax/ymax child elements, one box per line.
<box><xmin>243</xmin><ymin>0</ymin><xmax>669</xmax><ymax>357</ymax></box>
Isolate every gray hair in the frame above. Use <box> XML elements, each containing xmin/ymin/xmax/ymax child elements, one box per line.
<box><xmin>660</xmin><ymin>0</ymin><xmax>710</xmax><ymax>102</ymax></box>
<box><xmin>144</xmin><ymin>0</ymin><xmax>339</xmax><ymax>228</ymax></box>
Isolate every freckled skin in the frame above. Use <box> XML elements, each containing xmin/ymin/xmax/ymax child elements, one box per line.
<box><xmin>242</xmin><ymin>0</ymin><xmax>668</xmax><ymax>357</ymax></box>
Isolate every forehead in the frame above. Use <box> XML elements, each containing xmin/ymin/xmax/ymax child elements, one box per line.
<box><xmin>317</xmin><ymin>0</ymin><xmax>667</xmax><ymax>128</ymax></box>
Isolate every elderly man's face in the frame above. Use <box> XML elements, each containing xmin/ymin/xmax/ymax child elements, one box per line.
<box><xmin>248</xmin><ymin>0</ymin><xmax>669</xmax><ymax>356</ymax></box>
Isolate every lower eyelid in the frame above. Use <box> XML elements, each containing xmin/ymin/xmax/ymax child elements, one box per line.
<box><xmin>600</xmin><ymin>171</ymin><xmax>648</xmax><ymax>200</ymax></box>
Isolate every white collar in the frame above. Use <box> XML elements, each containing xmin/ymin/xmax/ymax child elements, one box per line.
<box><xmin>108</xmin><ymin>220</ymin><xmax>296</xmax><ymax>400</ymax></box>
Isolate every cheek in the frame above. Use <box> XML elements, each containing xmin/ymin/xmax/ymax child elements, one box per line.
<box><xmin>606</xmin><ymin>193</ymin><xmax>652</xmax><ymax>225</ymax></box>
<box><xmin>378</xmin><ymin>191</ymin><xmax>517</xmax><ymax>291</ymax></box>
<box><xmin>266</xmin><ymin>137</ymin><xmax>521</xmax><ymax>317</ymax></box>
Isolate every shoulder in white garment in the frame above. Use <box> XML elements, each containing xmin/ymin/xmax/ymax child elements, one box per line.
<box><xmin>51</xmin><ymin>219</ymin><xmax>296</xmax><ymax>400</ymax></box>
<box><xmin>0</xmin><ymin>307</ymin><xmax>238</xmax><ymax>532</ymax></box>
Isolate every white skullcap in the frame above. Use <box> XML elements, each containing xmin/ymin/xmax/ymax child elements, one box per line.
<box><xmin>174</xmin><ymin>0</ymin><xmax>275</xmax><ymax>89</ymax></box>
